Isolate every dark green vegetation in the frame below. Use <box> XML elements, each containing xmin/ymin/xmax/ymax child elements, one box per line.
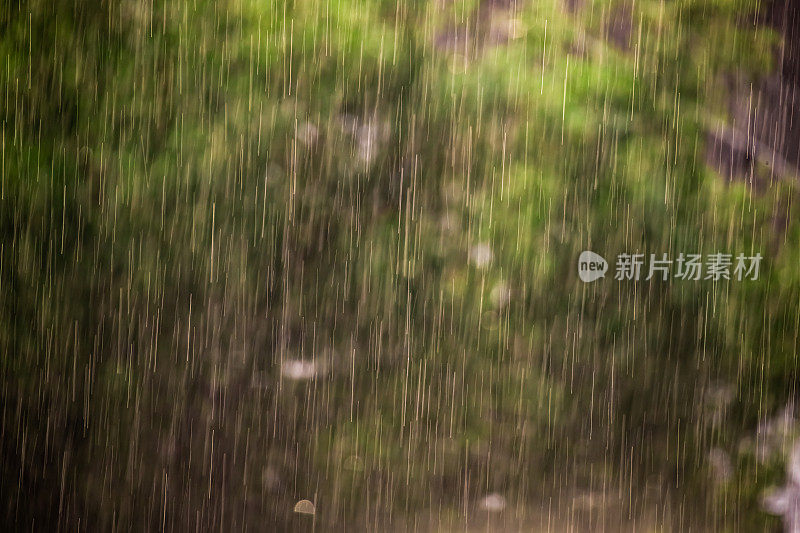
<box><xmin>1</xmin><ymin>0</ymin><xmax>798</xmax><ymax>530</ymax></box>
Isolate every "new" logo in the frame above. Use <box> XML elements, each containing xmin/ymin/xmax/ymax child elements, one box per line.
<box><xmin>578</xmin><ymin>251</ymin><xmax>608</xmax><ymax>282</ymax></box>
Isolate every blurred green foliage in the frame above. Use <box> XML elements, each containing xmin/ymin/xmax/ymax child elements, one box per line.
<box><xmin>1</xmin><ymin>0</ymin><xmax>796</xmax><ymax>529</ymax></box>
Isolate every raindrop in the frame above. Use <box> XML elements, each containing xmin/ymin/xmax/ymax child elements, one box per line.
<box><xmin>281</xmin><ymin>360</ymin><xmax>320</xmax><ymax>381</ymax></box>
<box><xmin>479</xmin><ymin>493</ymin><xmax>506</xmax><ymax>513</ymax></box>
<box><xmin>296</xmin><ymin>122</ymin><xmax>319</xmax><ymax>146</ymax></box>
<box><xmin>294</xmin><ymin>499</ymin><xmax>316</xmax><ymax>515</ymax></box>
<box><xmin>490</xmin><ymin>281</ymin><xmax>511</xmax><ymax>308</ymax></box>
<box><xmin>469</xmin><ymin>243</ymin><xmax>494</xmax><ymax>268</ymax></box>
<box><xmin>707</xmin><ymin>448</ymin><xmax>733</xmax><ymax>484</ymax></box>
